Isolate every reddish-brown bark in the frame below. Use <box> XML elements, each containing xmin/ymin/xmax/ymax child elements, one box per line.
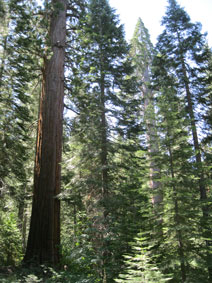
<box><xmin>24</xmin><ymin>0</ymin><xmax>67</xmax><ymax>265</ymax></box>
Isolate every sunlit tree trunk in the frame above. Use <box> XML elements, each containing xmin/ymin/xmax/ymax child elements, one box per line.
<box><xmin>24</xmin><ymin>0</ymin><xmax>67</xmax><ymax>265</ymax></box>
<box><xmin>130</xmin><ymin>18</ymin><xmax>163</xmax><ymax>221</ymax></box>
<box><xmin>142</xmin><ymin>68</ymin><xmax>162</xmax><ymax>207</ymax></box>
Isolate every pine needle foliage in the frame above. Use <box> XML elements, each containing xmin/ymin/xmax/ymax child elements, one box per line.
<box><xmin>115</xmin><ymin>235</ymin><xmax>172</xmax><ymax>283</ymax></box>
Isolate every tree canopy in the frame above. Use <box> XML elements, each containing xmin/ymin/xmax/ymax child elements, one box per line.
<box><xmin>0</xmin><ymin>0</ymin><xmax>211</xmax><ymax>282</ymax></box>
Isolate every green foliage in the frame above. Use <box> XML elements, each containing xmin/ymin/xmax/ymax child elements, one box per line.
<box><xmin>115</xmin><ymin>236</ymin><xmax>172</xmax><ymax>282</ymax></box>
<box><xmin>0</xmin><ymin>211</ymin><xmax>23</xmax><ymax>265</ymax></box>
<box><xmin>62</xmin><ymin>0</ymin><xmax>142</xmax><ymax>280</ymax></box>
<box><xmin>157</xmin><ymin>0</ymin><xmax>209</xmax><ymax>139</ymax></box>
<box><xmin>151</xmin><ymin>51</ymin><xmax>207</xmax><ymax>282</ymax></box>
<box><xmin>0</xmin><ymin>265</ymin><xmax>99</xmax><ymax>282</ymax></box>
<box><xmin>130</xmin><ymin>17</ymin><xmax>154</xmax><ymax>76</ymax></box>
<box><xmin>0</xmin><ymin>0</ymin><xmax>211</xmax><ymax>282</ymax></box>
<box><xmin>150</xmin><ymin>5</ymin><xmax>212</xmax><ymax>278</ymax></box>
<box><xmin>0</xmin><ymin>0</ymin><xmax>41</xmax><ymax>269</ymax></box>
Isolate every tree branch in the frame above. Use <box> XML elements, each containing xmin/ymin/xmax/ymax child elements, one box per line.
<box><xmin>64</xmin><ymin>103</ymin><xmax>79</xmax><ymax>115</ymax></box>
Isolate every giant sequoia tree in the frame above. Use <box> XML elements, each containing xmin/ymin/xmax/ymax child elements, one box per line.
<box><xmin>24</xmin><ymin>0</ymin><xmax>67</xmax><ymax>264</ymax></box>
<box><xmin>1</xmin><ymin>0</ymin><xmax>212</xmax><ymax>281</ymax></box>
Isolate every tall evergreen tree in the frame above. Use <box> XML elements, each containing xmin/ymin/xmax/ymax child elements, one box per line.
<box><xmin>199</xmin><ymin>48</ymin><xmax>212</xmax><ymax>175</ymax></box>
<box><xmin>24</xmin><ymin>0</ymin><xmax>67</xmax><ymax>265</ymax></box>
<box><xmin>130</xmin><ymin>18</ymin><xmax>163</xmax><ymax>227</ymax></box>
<box><xmin>0</xmin><ymin>0</ymin><xmax>40</xmax><ymax>262</ymax></box>
<box><xmin>157</xmin><ymin>0</ymin><xmax>208</xmax><ymax>202</ymax></box>
<box><xmin>117</xmin><ymin>51</ymin><xmax>206</xmax><ymax>282</ymax></box>
<box><xmin>155</xmin><ymin>0</ymin><xmax>212</xmax><ymax>279</ymax></box>
<box><xmin>153</xmin><ymin>55</ymin><xmax>206</xmax><ymax>281</ymax></box>
<box><xmin>63</xmin><ymin>0</ymin><xmax>143</xmax><ymax>280</ymax></box>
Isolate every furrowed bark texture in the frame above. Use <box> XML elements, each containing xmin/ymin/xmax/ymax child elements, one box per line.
<box><xmin>24</xmin><ymin>0</ymin><xmax>67</xmax><ymax>265</ymax></box>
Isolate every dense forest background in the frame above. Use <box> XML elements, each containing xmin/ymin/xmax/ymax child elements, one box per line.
<box><xmin>0</xmin><ymin>0</ymin><xmax>212</xmax><ymax>282</ymax></box>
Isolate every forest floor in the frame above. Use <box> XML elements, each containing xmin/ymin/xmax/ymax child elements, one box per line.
<box><xmin>0</xmin><ymin>265</ymin><xmax>77</xmax><ymax>282</ymax></box>
<box><xmin>0</xmin><ymin>264</ymin><xmax>98</xmax><ymax>282</ymax></box>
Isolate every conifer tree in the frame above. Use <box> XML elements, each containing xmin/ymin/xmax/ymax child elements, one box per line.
<box><xmin>155</xmin><ymin>0</ymin><xmax>212</xmax><ymax>278</ymax></box>
<box><xmin>24</xmin><ymin>0</ymin><xmax>67</xmax><ymax>265</ymax></box>
<box><xmin>152</xmin><ymin>55</ymin><xmax>205</xmax><ymax>281</ymax></box>
<box><xmin>0</xmin><ymin>0</ymin><xmax>40</xmax><ymax>260</ymax></box>
<box><xmin>130</xmin><ymin>18</ymin><xmax>163</xmax><ymax>228</ymax></box>
<box><xmin>157</xmin><ymin>0</ymin><xmax>208</xmax><ymax>202</ymax></box>
<box><xmin>117</xmin><ymin>51</ymin><xmax>206</xmax><ymax>282</ymax></box>
<box><xmin>200</xmin><ymin>48</ymin><xmax>212</xmax><ymax>173</ymax></box>
<box><xmin>115</xmin><ymin>235</ymin><xmax>171</xmax><ymax>283</ymax></box>
<box><xmin>64</xmin><ymin>0</ymin><xmax>143</xmax><ymax>280</ymax></box>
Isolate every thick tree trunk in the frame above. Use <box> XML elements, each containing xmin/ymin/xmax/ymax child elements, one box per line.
<box><xmin>24</xmin><ymin>0</ymin><xmax>67</xmax><ymax>265</ymax></box>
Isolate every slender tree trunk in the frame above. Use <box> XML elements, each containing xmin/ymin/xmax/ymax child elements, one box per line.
<box><xmin>179</xmin><ymin>48</ymin><xmax>212</xmax><ymax>280</ymax></box>
<box><xmin>142</xmin><ymin>68</ymin><xmax>162</xmax><ymax>218</ymax></box>
<box><xmin>181</xmin><ymin>60</ymin><xmax>206</xmax><ymax>198</ymax></box>
<box><xmin>91</xmin><ymin>44</ymin><xmax>109</xmax><ymax>278</ymax></box>
<box><xmin>176</xmin><ymin>31</ymin><xmax>207</xmax><ymax>202</ymax></box>
<box><xmin>0</xmin><ymin>36</ymin><xmax>7</xmax><ymax>87</ymax></box>
<box><xmin>18</xmin><ymin>186</ymin><xmax>27</xmax><ymax>251</ymax></box>
<box><xmin>24</xmin><ymin>0</ymin><xmax>67</xmax><ymax>265</ymax></box>
<box><xmin>100</xmin><ymin>72</ymin><xmax>108</xmax><ymax>282</ymax></box>
<box><xmin>168</xmin><ymin>144</ymin><xmax>187</xmax><ymax>282</ymax></box>
<box><xmin>100</xmin><ymin>73</ymin><xmax>108</xmax><ymax>209</ymax></box>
